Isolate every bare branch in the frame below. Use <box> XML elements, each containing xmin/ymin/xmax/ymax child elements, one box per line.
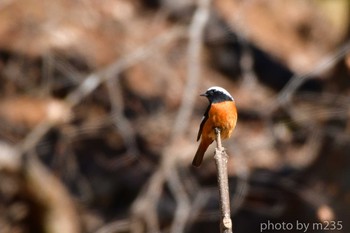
<box><xmin>171</xmin><ymin>0</ymin><xmax>211</xmax><ymax>140</ymax></box>
<box><xmin>23</xmin><ymin>152</ymin><xmax>80</xmax><ymax>233</ymax></box>
<box><xmin>95</xmin><ymin>219</ymin><xmax>130</xmax><ymax>233</ymax></box>
<box><xmin>275</xmin><ymin>41</ymin><xmax>350</xmax><ymax>107</ymax></box>
<box><xmin>106</xmin><ymin>77</ymin><xmax>140</xmax><ymax>159</ymax></box>
<box><xmin>66</xmin><ymin>27</ymin><xmax>184</xmax><ymax>107</ymax></box>
<box><xmin>167</xmin><ymin>169</ymin><xmax>191</xmax><ymax>233</ymax></box>
<box><xmin>214</xmin><ymin>128</ymin><xmax>233</xmax><ymax>233</ymax></box>
<box><xmin>131</xmin><ymin>1</ymin><xmax>211</xmax><ymax>232</ymax></box>
<box><xmin>18</xmin><ymin>121</ymin><xmax>54</xmax><ymax>154</ymax></box>
<box><xmin>131</xmin><ymin>168</ymin><xmax>163</xmax><ymax>233</ymax></box>
<box><xmin>17</xmin><ymin>27</ymin><xmax>184</xmax><ymax>155</ymax></box>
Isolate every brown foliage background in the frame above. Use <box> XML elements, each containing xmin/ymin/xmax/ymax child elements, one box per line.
<box><xmin>0</xmin><ymin>0</ymin><xmax>350</xmax><ymax>233</ymax></box>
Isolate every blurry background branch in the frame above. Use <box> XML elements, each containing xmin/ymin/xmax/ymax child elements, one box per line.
<box><xmin>171</xmin><ymin>0</ymin><xmax>211</xmax><ymax>140</ymax></box>
<box><xmin>131</xmin><ymin>0</ymin><xmax>211</xmax><ymax>232</ymax></box>
<box><xmin>275</xmin><ymin>41</ymin><xmax>350</xmax><ymax>108</ymax></box>
<box><xmin>66</xmin><ymin>27</ymin><xmax>185</xmax><ymax>107</ymax></box>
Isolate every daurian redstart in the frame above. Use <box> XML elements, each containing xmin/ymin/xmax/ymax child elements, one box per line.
<box><xmin>192</xmin><ymin>86</ymin><xmax>237</xmax><ymax>167</ymax></box>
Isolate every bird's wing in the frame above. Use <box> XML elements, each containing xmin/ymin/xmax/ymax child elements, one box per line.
<box><xmin>197</xmin><ymin>104</ymin><xmax>210</xmax><ymax>141</ymax></box>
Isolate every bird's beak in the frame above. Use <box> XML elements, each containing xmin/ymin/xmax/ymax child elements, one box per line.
<box><xmin>200</xmin><ymin>93</ymin><xmax>207</xmax><ymax>97</ymax></box>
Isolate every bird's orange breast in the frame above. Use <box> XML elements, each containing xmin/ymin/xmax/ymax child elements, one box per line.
<box><xmin>202</xmin><ymin>101</ymin><xmax>237</xmax><ymax>141</ymax></box>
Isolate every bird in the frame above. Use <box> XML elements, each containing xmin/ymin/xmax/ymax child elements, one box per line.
<box><xmin>192</xmin><ymin>86</ymin><xmax>237</xmax><ymax>167</ymax></box>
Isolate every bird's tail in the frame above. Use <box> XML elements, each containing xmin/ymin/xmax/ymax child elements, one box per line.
<box><xmin>192</xmin><ymin>139</ymin><xmax>212</xmax><ymax>167</ymax></box>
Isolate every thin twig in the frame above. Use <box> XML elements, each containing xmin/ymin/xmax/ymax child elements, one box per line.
<box><xmin>13</xmin><ymin>26</ymin><xmax>185</xmax><ymax>233</ymax></box>
<box><xmin>17</xmin><ymin>26</ymin><xmax>184</xmax><ymax>155</ymax></box>
<box><xmin>275</xmin><ymin>41</ymin><xmax>350</xmax><ymax>108</ymax></box>
<box><xmin>171</xmin><ymin>0</ymin><xmax>211</xmax><ymax>140</ymax></box>
<box><xmin>106</xmin><ymin>77</ymin><xmax>140</xmax><ymax>158</ymax></box>
<box><xmin>18</xmin><ymin>121</ymin><xmax>54</xmax><ymax>154</ymax></box>
<box><xmin>167</xmin><ymin>0</ymin><xmax>212</xmax><ymax>231</ymax></box>
<box><xmin>66</xmin><ymin>26</ymin><xmax>184</xmax><ymax>107</ymax></box>
<box><xmin>131</xmin><ymin>167</ymin><xmax>163</xmax><ymax>233</ymax></box>
<box><xmin>131</xmin><ymin>1</ymin><xmax>211</xmax><ymax>232</ymax></box>
<box><xmin>167</xmin><ymin>169</ymin><xmax>191</xmax><ymax>233</ymax></box>
<box><xmin>95</xmin><ymin>219</ymin><xmax>130</xmax><ymax>233</ymax></box>
<box><xmin>214</xmin><ymin>128</ymin><xmax>233</xmax><ymax>233</ymax></box>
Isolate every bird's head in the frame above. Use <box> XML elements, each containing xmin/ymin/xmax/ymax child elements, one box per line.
<box><xmin>200</xmin><ymin>86</ymin><xmax>234</xmax><ymax>103</ymax></box>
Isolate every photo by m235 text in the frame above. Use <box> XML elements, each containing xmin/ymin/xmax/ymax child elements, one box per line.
<box><xmin>260</xmin><ymin>220</ymin><xmax>343</xmax><ymax>232</ymax></box>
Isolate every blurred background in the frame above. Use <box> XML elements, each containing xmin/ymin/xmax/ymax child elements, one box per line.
<box><xmin>0</xmin><ymin>0</ymin><xmax>350</xmax><ymax>232</ymax></box>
